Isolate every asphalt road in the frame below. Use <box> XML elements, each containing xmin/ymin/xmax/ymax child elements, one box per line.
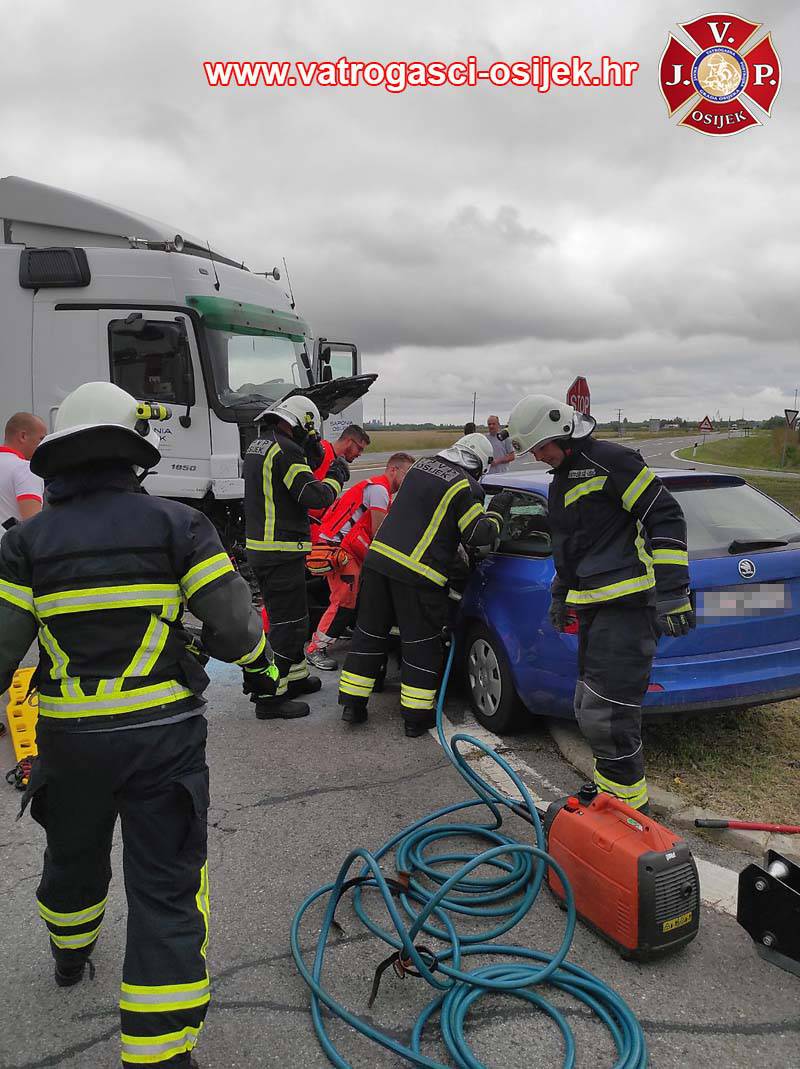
<box><xmin>1</xmin><ymin>659</ymin><xmax>798</xmax><ymax>1068</ymax></box>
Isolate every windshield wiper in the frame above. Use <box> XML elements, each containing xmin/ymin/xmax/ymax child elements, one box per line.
<box><xmin>728</xmin><ymin>538</ymin><xmax>789</xmax><ymax>553</ymax></box>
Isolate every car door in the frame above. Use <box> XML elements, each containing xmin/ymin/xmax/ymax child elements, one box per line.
<box><xmin>461</xmin><ymin>488</ymin><xmax>576</xmax><ymax>716</ymax></box>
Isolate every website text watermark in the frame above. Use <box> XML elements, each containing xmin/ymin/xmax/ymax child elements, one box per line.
<box><xmin>203</xmin><ymin>56</ymin><xmax>640</xmax><ymax>94</ymax></box>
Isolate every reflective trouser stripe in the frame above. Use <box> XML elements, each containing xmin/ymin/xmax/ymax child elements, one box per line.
<box><xmin>236</xmin><ymin>632</ymin><xmax>267</xmax><ymax>666</ymax></box>
<box><xmin>594</xmin><ymin>765</ymin><xmax>649</xmax><ymax>809</ymax></box>
<box><xmin>38</xmin><ymin>895</ymin><xmax>107</xmax><ymax>927</ymax></box>
<box><xmin>287</xmin><ymin>660</ymin><xmax>309</xmax><ymax>682</ymax></box>
<box><xmin>120</xmin><ymin>1025</ymin><xmax>202</xmax><ymax>1064</ymax></box>
<box><xmin>196</xmin><ymin>862</ymin><xmax>210</xmax><ymax>960</ymax></box>
<box><xmin>120</xmin><ymin>977</ymin><xmax>211</xmax><ymax>1013</ymax></box>
<box><xmin>38</xmin><ymin>894</ymin><xmax>106</xmax><ymax>950</ymax></box>
<box><xmin>340</xmin><ymin>671</ymin><xmax>375</xmax><ymax>698</ymax></box>
<box><xmin>49</xmin><ymin>923</ymin><xmax>102</xmax><ymax>949</ymax></box>
<box><xmin>400</xmin><ymin>683</ymin><xmax>436</xmax><ymax>710</ymax></box>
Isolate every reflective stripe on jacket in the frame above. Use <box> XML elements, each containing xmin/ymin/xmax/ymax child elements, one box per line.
<box><xmin>365</xmin><ymin>457</ymin><xmax>499</xmax><ymax>587</ymax></box>
<box><xmin>548</xmin><ymin>438</ymin><xmax>689</xmax><ymax>607</ymax></box>
<box><xmin>244</xmin><ymin>430</ymin><xmax>340</xmax><ymax>562</ymax></box>
<box><xmin>0</xmin><ymin>466</ymin><xmax>265</xmax><ymax>730</ymax></box>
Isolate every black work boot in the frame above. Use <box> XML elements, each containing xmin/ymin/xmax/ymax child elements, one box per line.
<box><xmin>52</xmin><ymin>943</ymin><xmax>95</xmax><ymax>988</ymax></box>
<box><xmin>287</xmin><ymin>675</ymin><xmax>322</xmax><ymax>697</ymax></box>
<box><xmin>255</xmin><ymin>697</ymin><xmax>310</xmax><ymax>720</ymax></box>
<box><xmin>341</xmin><ymin>702</ymin><xmax>368</xmax><ymax>725</ymax></box>
<box><xmin>403</xmin><ymin>713</ymin><xmax>436</xmax><ymax>738</ymax></box>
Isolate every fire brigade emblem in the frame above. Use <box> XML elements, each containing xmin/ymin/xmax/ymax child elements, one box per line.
<box><xmin>659</xmin><ymin>13</ymin><xmax>781</xmax><ymax>136</ymax></box>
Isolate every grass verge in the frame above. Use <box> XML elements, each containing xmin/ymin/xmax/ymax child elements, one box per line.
<box><xmin>676</xmin><ymin>431</ymin><xmax>800</xmax><ymax>473</ymax></box>
<box><xmin>644</xmin><ymin>698</ymin><xmax>800</xmax><ymax>825</ymax></box>
<box><xmin>746</xmin><ymin>476</ymin><xmax>800</xmax><ymax>516</ymax></box>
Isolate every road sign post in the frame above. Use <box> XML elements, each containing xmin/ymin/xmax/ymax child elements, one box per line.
<box><xmin>698</xmin><ymin>415</ymin><xmax>713</xmax><ymax>446</ymax></box>
<box><xmin>781</xmin><ymin>409</ymin><xmax>799</xmax><ymax>467</ymax></box>
<box><xmin>566</xmin><ymin>376</ymin><xmax>590</xmax><ymax>416</ymax></box>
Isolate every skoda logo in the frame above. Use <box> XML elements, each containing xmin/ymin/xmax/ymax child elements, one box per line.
<box><xmin>738</xmin><ymin>558</ymin><xmax>756</xmax><ymax>579</ymax></box>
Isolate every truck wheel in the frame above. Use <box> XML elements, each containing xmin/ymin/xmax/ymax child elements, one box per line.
<box><xmin>464</xmin><ymin>625</ymin><xmax>522</xmax><ymax>733</ymax></box>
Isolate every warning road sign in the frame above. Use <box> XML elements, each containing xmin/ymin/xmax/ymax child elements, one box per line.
<box><xmin>698</xmin><ymin>416</ymin><xmax>714</xmax><ymax>433</ymax></box>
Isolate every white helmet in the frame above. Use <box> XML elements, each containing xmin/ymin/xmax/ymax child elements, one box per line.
<box><xmin>31</xmin><ymin>381</ymin><xmax>165</xmax><ymax>478</ymax></box>
<box><xmin>255</xmin><ymin>394</ymin><xmax>322</xmax><ymax>438</ymax></box>
<box><xmin>437</xmin><ymin>433</ymin><xmax>494</xmax><ymax>477</ymax></box>
<box><xmin>507</xmin><ymin>394</ymin><xmax>596</xmax><ymax>456</ymax></box>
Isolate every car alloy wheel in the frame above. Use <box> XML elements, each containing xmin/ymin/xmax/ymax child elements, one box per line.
<box><xmin>467</xmin><ymin>637</ymin><xmax>503</xmax><ymax>718</ymax></box>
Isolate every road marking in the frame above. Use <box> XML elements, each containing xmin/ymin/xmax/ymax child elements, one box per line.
<box><xmin>431</xmin><ymin>708</ymin><xmax>740</xmax><ymax>917</ymax></box>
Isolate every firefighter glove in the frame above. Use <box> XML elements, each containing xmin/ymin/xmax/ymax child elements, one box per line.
<box><xmin>548</xmin><ymin>597</ymin><xmax>569</xmax><ymax>633</ymax></box>
<box><xmin>328</xmin><ymin>456</ymin><xmax>350</xmax><ymax>486</ymax></box>
<box><xmin>656</xmin><ymin>594</ymin><xmax>696</xmax><ymax>637</ymax></box>
<box><xmin>242</xmin><ymin>653</ymin><xmax>280</xmax><ymax>698</ymax></box>
<box><xmin>183</xmin><ymin>625</ymin><xmax>209</xmax><ymax>666</ymax></box>
<box><xmin>304</xmin><ymin>435</ymin><xmax>325</xmax><ymax>470</ymax></box>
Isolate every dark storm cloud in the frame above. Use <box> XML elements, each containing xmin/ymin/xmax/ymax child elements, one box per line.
<box><xmin>1</xmin><ymin>0</ymin><xmax>798</xmax><ymax>421</ymax></box>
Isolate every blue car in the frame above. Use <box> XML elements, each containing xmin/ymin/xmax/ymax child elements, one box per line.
<box><xmin>458</xmin><ymin>469</ymin><xmax>800</xmax><ymax>732</ymax></box>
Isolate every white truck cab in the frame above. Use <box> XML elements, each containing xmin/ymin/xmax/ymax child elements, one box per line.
<box><xmin>0</xmin><ymin>176</ymin><xmax>375</xmax><ymax>548</ymax></box>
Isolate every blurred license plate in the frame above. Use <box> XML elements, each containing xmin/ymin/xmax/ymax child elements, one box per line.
<box><xmin>699</xmin><ymin>584</ymin><xmax>788</xmax><ymax>619</ymax></box>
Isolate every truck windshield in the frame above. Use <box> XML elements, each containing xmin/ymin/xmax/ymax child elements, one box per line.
<box><xmin>205</xmin><ymin>328</ymin><xmax>308</xmax><ymax>407</ymax></box>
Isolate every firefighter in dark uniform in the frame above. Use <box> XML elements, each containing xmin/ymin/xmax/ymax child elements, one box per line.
<box><xmin>338</xmin><ymin>434</ymin><xmax>508</xmax><ymax>737</ymax></box>
<box><xmin>0</xmin><ymin>382</ymin><xmax>279</xmax><ymax>1069</ymax></box>
<box><xmin>508</xmin><ymin>394</ymin><xmax>695</xmax><ymax>812</ymax></box>
<box><xmin>244</xmin><ymin>395</ymin><xmax>347</xmax><ymax>719</ymax></box>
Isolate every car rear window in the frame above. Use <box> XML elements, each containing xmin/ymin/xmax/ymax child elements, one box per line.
<box><xmin>672</xmin><ymin>483</ymin><xmax>800</xmax><ymax>556</ymax></box>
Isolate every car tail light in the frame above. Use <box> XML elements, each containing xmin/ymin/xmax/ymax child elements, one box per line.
<box><xmin>647</xmin><ymin>683</ymin><xmax>664</xmax><ymax>693</ymax></box>
<box><xmin>563</xmin><ymin>612</ymin><xmax>580</xmax><ymax>635</ymax></box>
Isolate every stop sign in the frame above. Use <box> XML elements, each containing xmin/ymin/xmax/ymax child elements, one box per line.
<box><xmin>567</xmin><ymin>376</ymin><xmax>590</xmax><ymax>415</ymax></box>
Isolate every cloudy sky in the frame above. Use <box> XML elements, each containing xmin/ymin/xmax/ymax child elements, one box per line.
<box><xmin>2</xmin><ymin>0</ymin><xmax>798</xmax><ymax>423</ymax></box>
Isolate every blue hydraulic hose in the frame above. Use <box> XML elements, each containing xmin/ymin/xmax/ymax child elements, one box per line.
<box><xmin>290</xmin><ymin>638</ymin><xmax>648</xmax><ymax>1068</ymax></box>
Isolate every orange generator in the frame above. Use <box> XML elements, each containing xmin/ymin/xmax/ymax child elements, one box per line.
<box><xmin>544</xmin><ymin>784</ymin><xmax>700</xmax><ymax>961</ymax></box>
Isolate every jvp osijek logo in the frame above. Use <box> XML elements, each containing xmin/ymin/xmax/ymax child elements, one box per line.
<box><xmin>659</xmin><ymin>13</ymin><xmax>780</xmax><ymax>135</ymax></box>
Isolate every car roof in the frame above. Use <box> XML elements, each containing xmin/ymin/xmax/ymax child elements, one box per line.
<box><xmin>482</xmin><ymin>467</ymin><xmax>746</xmax><ymax>494</ymax></box>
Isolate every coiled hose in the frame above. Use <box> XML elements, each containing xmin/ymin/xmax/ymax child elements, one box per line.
<box><xmin>290</xmin><ymin>639</ymin><xmax>648</xmax><ymax>1068</ymax></box>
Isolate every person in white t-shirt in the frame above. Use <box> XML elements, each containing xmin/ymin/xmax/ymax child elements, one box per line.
<box><xmin>0</xmin><ymin>413</ymin><xmax>47</xmax><ymax>529</ymax></box>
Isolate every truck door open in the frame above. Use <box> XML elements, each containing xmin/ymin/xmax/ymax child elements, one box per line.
<box><xmin>313</xmin><ymin>339</ymin><xmax>365</xmax><ymax>437</ymax></box>
<box><xmin>103</xmin><ymin>310</ymin><xmax>212</xmax><ymax>498</ymax></box>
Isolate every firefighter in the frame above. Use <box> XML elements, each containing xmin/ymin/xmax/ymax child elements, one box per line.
<box><xmin>0</xmin><ymin>382</ymin><xmax>278</xmax><ymax>1069</ymax></box>
<box><xmin>507</xmin><ymin>394</ymin><xmax>695</xmax><ymax>813</ymax></box>
<box><xmin>244</xmin><ymin>395</ymin><xmax>348</xmax><ymax>718</ymax></box>
<box><xmin>306</xmin><ymin>452</ymin><xmax>415</xmax><ymax>670</ymax></box>
<box><xmin>338</xmin><ymin>434</ymin><xmax>509</xmax><ymax>737</ymax></box>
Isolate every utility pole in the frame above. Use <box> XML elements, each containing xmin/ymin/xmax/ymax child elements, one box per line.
<box><xmin>383</xmin><ymin>398</ymin><xmax>387</xmax><ymax>427</ymax></box>
<box><xmin>617</xmin><ymin>408</ymin><xmax>623</xmax><ymax>437</ymax></box>
<box><xmin>472</xmin><ymin>391</ymin><xmax>477</xmax><ymax>424</ymax></box>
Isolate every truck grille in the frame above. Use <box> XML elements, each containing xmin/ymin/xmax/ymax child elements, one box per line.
<box><xmin>654</xmin><ymin>862</ymin><xmax>698</xmax><ymax>923</ymax></box>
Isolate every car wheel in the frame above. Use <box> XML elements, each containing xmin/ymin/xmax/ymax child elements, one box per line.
<box><xmin>465</xmin><ymin>625</ymin><xmax>521</xmax><ymax>733</ymax></box>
